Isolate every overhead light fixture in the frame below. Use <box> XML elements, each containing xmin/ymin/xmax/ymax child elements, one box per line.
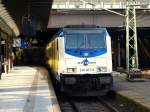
<box><xmin>32</xmin><ymin>38</ymin><xmax>38</xmax><ymax>44</ymax></box>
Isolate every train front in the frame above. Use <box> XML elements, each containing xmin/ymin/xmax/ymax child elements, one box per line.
<box><xmin>58</xmin><ymin>27</ymin><xmax>113</xmax><ymax>96</ymax></box>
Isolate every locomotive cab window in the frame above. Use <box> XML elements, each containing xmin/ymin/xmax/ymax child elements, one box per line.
<box><xmin>86</xmin><ymin>32</ymin><xmax>106</xmax><ymax>49</ymax></box>
<box><xmin>65</xmin><ymin>34</ymin><xmax>85</xmax><ymax>49</ymax></box>
<box><xmin>65</xmin><ymin>29</ymin><xmax>106</xmax><ymax>49</ymax></box>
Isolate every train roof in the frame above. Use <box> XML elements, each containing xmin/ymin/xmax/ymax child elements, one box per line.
<box><xmin>64</xmin><ymin>25</ymin><xmax>99</xmax><ymax>28</ymax></box>
<box><xmin>55</xmin><ymin>25</ymin><xmax>107</xmax><ymax>37</ymax></box>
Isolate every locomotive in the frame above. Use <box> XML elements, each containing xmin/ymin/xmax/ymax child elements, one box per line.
<box><xmin>46</xmin><ymin>25</ymin><xmax>113</xmax><ymax>95</ymax></box>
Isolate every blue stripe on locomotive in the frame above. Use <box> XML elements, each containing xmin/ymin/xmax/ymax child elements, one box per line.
<box><xmin>65</xmin><ymin>48</ymin><xmax>107</xmax><ymax>58</ymax></box>
<box><xmin>55</xmin><ymin>28</ymin><xmax>108</xmax><ymax>58</ymax></box>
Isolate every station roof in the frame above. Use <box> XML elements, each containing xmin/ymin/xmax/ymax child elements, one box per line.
<box><xmin>0</xmin><ymin>0</ymin><xmax>19</xmax><ymax>36</ymax></box>
<box><xmin>52</xmin><ymin>0</ymin><xmax>150</xmax><ymax>4</ymax></box>
<box><xmin>52</xmin><ymin>0</ymin><xmax>149</xmax><ymax>2</ymax></box>
<box><xmin>1</xmin><ymin>0</ymin><xmax>150</xmax><ymax>36</ymax></box>
<box><xmin>2</xmin><ymin>0</ymin><xmax>53</xmax><ymax>36</ymax></box>
<box><xmin>52</xmin><ymin>0</ymin><xmax>150</xmax><ymax>9</ymax></box>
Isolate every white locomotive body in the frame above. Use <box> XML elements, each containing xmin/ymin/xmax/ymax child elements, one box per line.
<box><xmin>46</xmin><ymin>25</ymin><xmax>113</xmax><ymax>95</ymax></box>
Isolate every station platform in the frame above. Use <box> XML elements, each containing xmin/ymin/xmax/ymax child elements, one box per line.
<box><xmin>0</xmin><ymin>66</ymin><xmax>61</xmax><ymax>112</ymax></box>
<box><xmin>113</xmin><ymin>72</ymin><xmax>150</xmax><ymax>111</ymax></box>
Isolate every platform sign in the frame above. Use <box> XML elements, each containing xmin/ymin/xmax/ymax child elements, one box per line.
<box><xmin>21</xmin><ymin>39</ymin><xmax>30</xmax><ymax>48</ymax></box>
<box><xmin>13</xmin><ymin>38</ymin><xmax>21</xmax><ymax>47</ymax></box>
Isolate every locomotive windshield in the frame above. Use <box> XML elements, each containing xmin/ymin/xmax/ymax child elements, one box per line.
<box><xmin>65</xmin><ymin>34</ymin><xmax>85</xmax><ymax>48</ymax></box>
<box><xmin>65</xmin><ymin>29</ymin><xmax>106</xmax><ymax>49</ymax></box>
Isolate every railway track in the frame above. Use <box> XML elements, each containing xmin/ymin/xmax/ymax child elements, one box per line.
<box><xmin>59</xmin><ymin>96</ymin><xmax>120</xmax><ymax>112</ymax></box>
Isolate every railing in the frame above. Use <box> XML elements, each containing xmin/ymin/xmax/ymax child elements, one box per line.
<box><xmin>52</xmin><ymin>1</ymin><xmax>150</xmax><ymax>9</ymax></box>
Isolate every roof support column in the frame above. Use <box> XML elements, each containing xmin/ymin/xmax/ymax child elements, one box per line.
<box><xmin>126</xmin><ymin>1</ymin><xmax>139</xmax><ymax>72</ymax></box>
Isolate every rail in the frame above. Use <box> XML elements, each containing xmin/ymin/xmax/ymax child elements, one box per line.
<box><xmin>97</xmin><ymin>97</ymin><xmax>120</xmax><ymax>112</ymax></box>
<box><xmin>59</xmin><ymin>96</ymin><xmax>121</xmax><ymax>112</ymax></box>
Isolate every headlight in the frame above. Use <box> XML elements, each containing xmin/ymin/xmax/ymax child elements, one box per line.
<box><xmin>97</xmin><ymin>67</ymin><xmax>107</xmax><ymax>72</ymax></box>
<box><xmin>67</xmin><ymin>68</ymin><xmax>76</xmax><ymax>73</ymax></box>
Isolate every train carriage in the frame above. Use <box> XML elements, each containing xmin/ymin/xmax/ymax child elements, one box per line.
<box><xmin>46</xmin><ymin>25</ymin><xmax>113</xmax><ymax>96</ymax></box>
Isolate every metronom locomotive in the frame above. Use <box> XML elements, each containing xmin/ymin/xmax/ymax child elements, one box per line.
<box><xmin>46</xmin><ymin>25</ymin><xmax>113</xmax><ymax>96</ymax></box>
